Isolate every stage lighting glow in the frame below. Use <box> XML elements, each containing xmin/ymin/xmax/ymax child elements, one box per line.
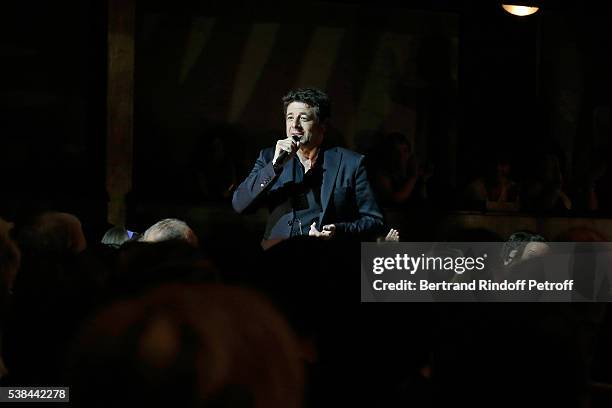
<box><xmin>502</xmin><ymin>5</ymin><xmax>539</xmax><ymax>16</ymax></box>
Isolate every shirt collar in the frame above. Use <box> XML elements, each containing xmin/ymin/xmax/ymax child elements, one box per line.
<box><xmin>296</xmin><ymin>148</ymin><xmax>320</xmax><ymax>172</ymax></box>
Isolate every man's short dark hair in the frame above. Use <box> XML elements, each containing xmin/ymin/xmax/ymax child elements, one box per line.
<box><xmin>282</xmin><ymin>88</ymin><xmax>331</xmax><ymax>123</ymax></box>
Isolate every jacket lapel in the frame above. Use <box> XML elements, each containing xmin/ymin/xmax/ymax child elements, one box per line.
<box><xmin>320</xmin><ymin>148</ymin><xmax>341</xmax><ymax>223</ymax></box>
<box><xmin>274</xmin><ymin>157</ymin><xmax>295</xmax><ymax>188</ymax></box>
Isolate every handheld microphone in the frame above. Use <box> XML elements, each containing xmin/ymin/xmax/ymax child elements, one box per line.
<box><xmin>275</xmin><ymin>135</ymin><xmax>301</xmax><ymax>167</ymax></box>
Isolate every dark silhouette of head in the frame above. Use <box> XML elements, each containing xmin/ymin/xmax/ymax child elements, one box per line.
<box><xmin>113</xmin><ymin>240</ymin><xmax>217</xmax><ymax>296</ymax></box>
<box><xmin>101</xmin><ymin>226</ymin><xmax>132</xmax><ymax>248</ymax></box>
<box><xmin>141</xmin><ymin>218</ymin><xmax>199</xmax><ymax>248</ymax></box>
<box><xmin>14</xmin><ymin>211</ymin><xmax>87</xmax><ymax>256</ymax></box>
<box><xmin>68</xmin><ymin>284</ymin><xmax>304</xmax><ymax>408</ymax></box>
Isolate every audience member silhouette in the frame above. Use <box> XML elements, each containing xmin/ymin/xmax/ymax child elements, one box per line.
<box><xmin>463</xmin><ymin>154</ymin><xmax>519</xmax><ymax>211</ymax></box>
<box><xmin>100</xmin><ymin>226</ymin><xmax>132</xmax><ymax>248</ymax></box>
<box><xmin>67</xmin><ymin>283</ymin><xmax>304</xmax><ymax>408</ymax></box>
<box><xmin>369</xmin><ymin>132</ymin><xmax>426</xmax><ymax>207</ymax></box>
<box><xmin>571</xmin><ymin>149</ymin><xmax>608</xmax><ymax>212</ymax></box>
<box><xmin>500</xmin><ymin>230</ymin><xmax>548</xmax><ymax>269</ymax></box>
<box><xmin>3</xmin><ymin>211</ymin><xmax>105</xmax><ymax>385</ymax></box>
<box><xmin>141</xmin><ymin>218</ymin><xmax>199</xmax><ymax>247</ymax></box>
<box><xmin>112</xmin><ymin>240</ymin><xmax>217</xmax><ymax>298</ymax></box>
<box><xmin>520</xmin><ymin>152</ymin><xmax>572</xmax><ymax>212</ymax></box>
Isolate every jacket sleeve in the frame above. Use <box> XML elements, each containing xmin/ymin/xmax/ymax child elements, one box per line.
<box><xmin>232</xmin><ymin>149</ymin><xmax>278</xmax><ymax>214</ymax></box>
<box><xmin>334</xmin><ymin>156</ymin><xmax>385</xmax><ymax>239</ymax></box>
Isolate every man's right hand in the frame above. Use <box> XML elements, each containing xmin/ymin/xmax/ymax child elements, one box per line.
<box><xmin>273</xmin><ymin>137</ymin><xmax>300</xmax><ymax>167</ymax></box>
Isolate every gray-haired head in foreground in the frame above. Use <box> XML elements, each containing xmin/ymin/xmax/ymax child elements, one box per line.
<box><xmin>141</xmin><ymin>218</ymin><xmax>199</xmax><ymax>247</ymax></box>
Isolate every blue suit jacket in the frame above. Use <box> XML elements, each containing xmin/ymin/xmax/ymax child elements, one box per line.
<box><xmin>232</xmin><ymin>146</ymin><xmax>384</xmax><ymax>244</ymax></box>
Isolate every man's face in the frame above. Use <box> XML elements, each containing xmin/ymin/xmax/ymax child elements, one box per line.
<box><xmin>285</xmin><ymin>101</ymin><xmax>325</xmax><ymax>148</ymax></box>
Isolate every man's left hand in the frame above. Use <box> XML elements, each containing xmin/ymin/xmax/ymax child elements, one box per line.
<box><xmin>309</xmin><ymin>222</ymin><xmax>335</xmax><ymax>239</ymax></box>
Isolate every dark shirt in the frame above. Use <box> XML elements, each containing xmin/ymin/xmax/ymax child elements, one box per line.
<box><xmin>289</xmin><ymin>156</ymin><xmax>324</xmax><ymax>236</ymax></box>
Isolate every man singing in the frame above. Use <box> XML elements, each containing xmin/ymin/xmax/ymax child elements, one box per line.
<box><xmin>232</xmin><ymin>88</ymin><xmax>384</xmax><ymax>249</ymax></box>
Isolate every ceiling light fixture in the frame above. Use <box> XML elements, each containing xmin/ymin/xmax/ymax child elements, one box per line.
<box><xmin>502</xmin><ymin>4</ymin><xmax>540</xmax><ymax>16</ymax></box>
